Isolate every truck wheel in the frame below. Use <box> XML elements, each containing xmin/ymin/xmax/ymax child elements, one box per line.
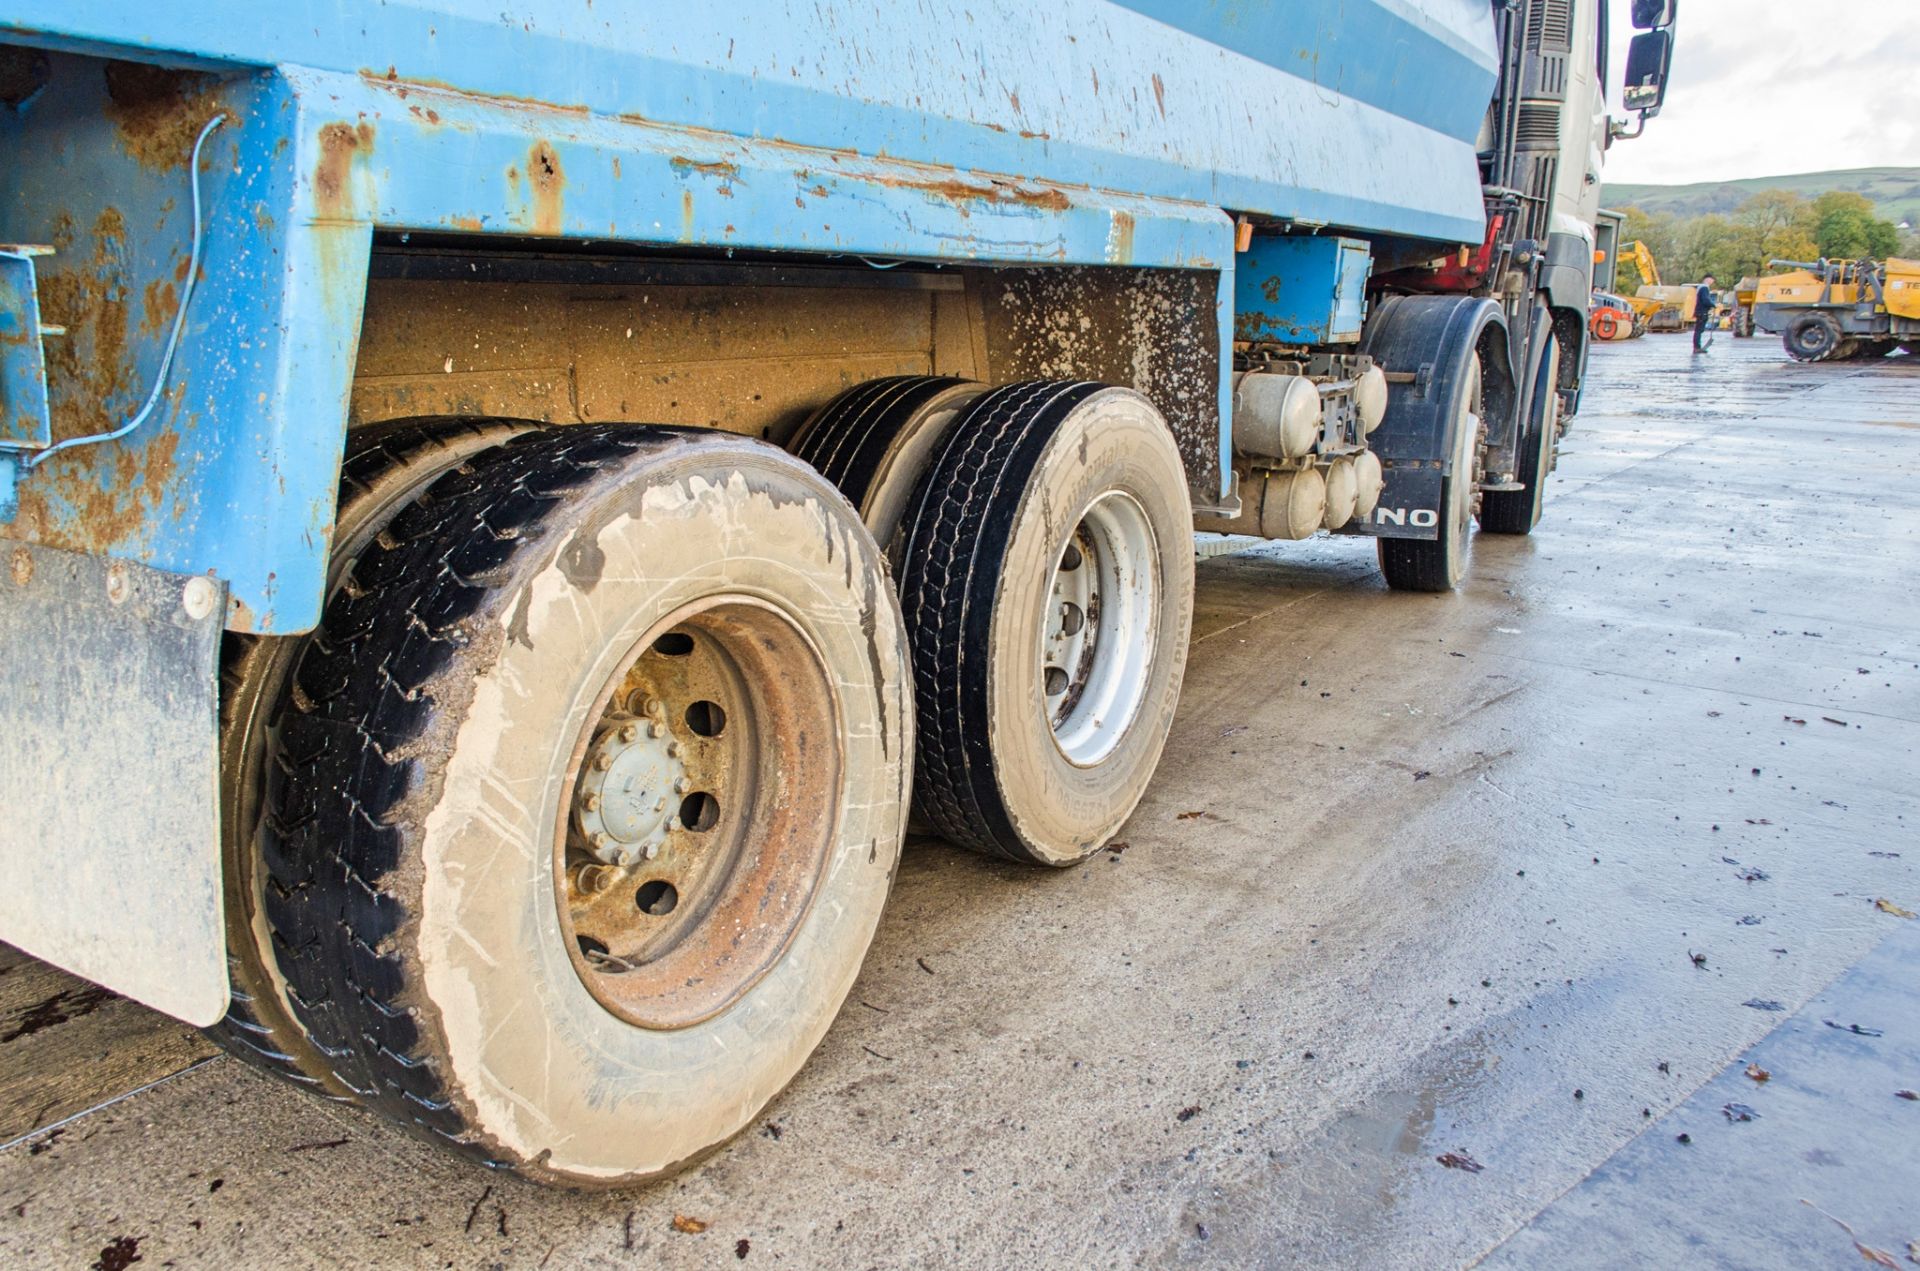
<box><xmin>1479</xmin><ymin>336</ymin><xmax>1560</xmax><ymax>535</ymax></box>
<box><xmin>1785</xmin><ymin>314</ymin><xmax>1842</xmax><ymax>361</ymax></box>
<box><xmin>787</xmin><ymin>375</ymin><xmax>984</xmax><ymax>560</ymax></box>
<box><xmin>258</xmin><ymin>426</ymin><xmax>911</xmax><ymax>1185</ymax></box>
<box><xmin>1379</xmin><ymin>360</ymin><xmax>1481</xmax><ymax>591</ymax></box>
<box><xmin>897</xmin><ymin>382</ymin><xmax>1193</xmax><ymax>865</ymax></box>
<box><xmin>213</xmin><ymin>417</ymin><xmax>531</xmax><ymax>1095</ymax></box>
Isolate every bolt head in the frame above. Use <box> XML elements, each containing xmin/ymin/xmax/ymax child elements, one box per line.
<box><xmin>583</xmin><ymin>792</ymin><xmax>601</xmax><ymax>812</ymax></box>
<box><xmin>644</xmin><ymin>841</ymin><xmax>660</xmax><ymax>861</ymax></box>
<box><xmin>182</xmin><ymin>575</ymin><xmax>219</xmax><ymax>621</ymax></box>
<box><xmin>673</xmin><ymin>776</ymin><xmax>690</xmax><ymax>794</ymax></box>
<box><xmin>665</xmin><ymin>741</ymin><xmax>681</xmax><ymax>758</ymax></box>
<box><xmin>619</xmin><ymin>722</ymin><xmax>640</xmax><ymax>743</ymax></box>
<box><xmin>648</xmin><ymin>721</ymin><xmax>666</xmax><ymax>738</ymax></box>
<box><xmin>593</xmin><ymin>751</ymin><xmax>614</xmax><ymax>771</ymax></box>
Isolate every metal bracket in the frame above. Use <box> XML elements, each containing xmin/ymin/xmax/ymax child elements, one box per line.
<box><xmin>0</xmin><ymin>244</ymin><xmax>61</xmax><ymax>520</ymax></box>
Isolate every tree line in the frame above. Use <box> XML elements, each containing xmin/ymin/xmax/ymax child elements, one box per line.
<box><xmin>1613</xmin><ymin>190</ymin><xmax>1912</xmax><ymax>292</ymax></box>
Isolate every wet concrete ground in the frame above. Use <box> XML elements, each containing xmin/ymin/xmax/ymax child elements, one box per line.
<box><xmin>1</xmin><ymin>333</ymin><xmax>1916</xmax><ymax>1268</ymax></box>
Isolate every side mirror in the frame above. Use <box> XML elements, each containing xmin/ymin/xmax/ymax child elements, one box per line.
<box><xmin>1631</xmin><ymin>0</ymin><xmax>1677</xmax><ymax>29</ymax></box>
<box><xmin>1622</xmin><ymin>29</ymin><xmax>1673</xmax><ymax>114</ymax></box>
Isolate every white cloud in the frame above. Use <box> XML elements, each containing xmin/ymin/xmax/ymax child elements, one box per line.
<box><xmin>1603</xmin><ymin>0</ymin><xmax>1920</xmax><ymax>184</ymax></box>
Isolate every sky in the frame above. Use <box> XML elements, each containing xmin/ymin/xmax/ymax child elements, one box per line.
<box><xmin>1600</xmin><ymin>0</ymin><xmax>1920</xmax><ymax>185</ymax></box>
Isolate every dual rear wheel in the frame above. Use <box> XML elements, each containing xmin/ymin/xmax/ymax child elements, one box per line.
<box><xmin>794</xmin><ymin>377</ymin><xmax>1194</xmax><ymax>865</ymax></box>
<box><xmin>217</xmin><ymin>376</ymin><xmax>1196</xmax><ymax>1184</ymax></box>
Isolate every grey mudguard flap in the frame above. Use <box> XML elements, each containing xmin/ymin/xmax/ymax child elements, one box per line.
<box><xmin>0</xmin><ymin>542</ymin><xmax>227</xmax><ymax>1025</ymax></box>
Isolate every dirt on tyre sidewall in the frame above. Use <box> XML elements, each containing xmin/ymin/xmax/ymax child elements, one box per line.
<box><xmin>259</xmin><ymin>425</ymin><xmax>912</xmax><ymax>1186</ymax></box>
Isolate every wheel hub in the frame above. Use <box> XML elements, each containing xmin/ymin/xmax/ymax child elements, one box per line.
<box><xmin>573</xmin><ymin>699</ymin><xmax>686</xmax><ymax>866</ymax></box>
<box><xmin>1043</xmin><ymin>531</ymin><xmax>1099</xmax><ymax>721</ymax></box>
<box><xmin>555</xmin><ymin>603</ymin><xmax>841</xmax><ymax>1031</ymax></box>
<box><xmin>1039</xmin><ymin>491</ymin><xmax>1158</xmax><ymax>767</ymax></box>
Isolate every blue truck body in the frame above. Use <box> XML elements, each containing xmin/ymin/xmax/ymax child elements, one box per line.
<box><xmin>0</xmin><ymin>0</ymin><xmax>1496</xmax><ymax>633</ymax></box>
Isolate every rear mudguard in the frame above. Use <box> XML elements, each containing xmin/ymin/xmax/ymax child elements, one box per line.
<box><xmin>1342</xmin><ymin>294</ymin><xmax>1512</xmax><ymax>540</ymax></box>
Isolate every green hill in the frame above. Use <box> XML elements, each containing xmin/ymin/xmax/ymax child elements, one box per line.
<box><xmin>1603</xmin><ymin>167</ymin><xmax>1920</xmax><ymax>227</ymax></box>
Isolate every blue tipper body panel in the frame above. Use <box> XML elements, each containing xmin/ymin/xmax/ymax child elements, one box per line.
<box><xmin>1234</xmin><ymin>236</ymin><xmax>1375</xmax><ymax>345</ymax></box>
<box><xmin>0</xmin><ymin>1</ymin><xmax>1497</xmax><ymax>633</ymax></box>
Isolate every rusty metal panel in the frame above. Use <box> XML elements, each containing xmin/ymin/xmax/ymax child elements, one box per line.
<box><xmin>0</xmin><ymin>541</ymin><xmax>226</xmax><ymax>1027</ymax></box>
<box><xmin>0</xmin><ymin>54</ymin><xmax>1235</xmax><ymax>630</ymax></box>
<box><xmin>4</xmin><ymin>2</ymin><xmax>1494</xmax><ymax>243</ymax></box>
<box><xmin>0</xmin><ymin>59</ymin><xmax>361</xmax><ymax>636</ymax></box>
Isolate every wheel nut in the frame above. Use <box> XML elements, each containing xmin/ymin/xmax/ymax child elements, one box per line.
<box><xmin>590</xmin><ymin>831</ymin><xmax>610</xmax><ymax>850</ymax></box>
<box><xmin>619</xmin><ymin>722</ymin><xmax>640</xmax><ymax>743</ymax></box>
<box><xmin>648</xmin><ymin>721</ymin><xmax>666</xmax><ymax>738</ymax></box>
<box><xmin>644</xmin><ymin>841</ymin><xmax>660</xmax><ymax>861</ymax></box>
<box><xmin>574</xmin><ymin>863</ymin><xmax>616</xmax><ymax>895</ymax></box>
<box><xmin>665</xmin><ymin>741</ymin><xmax>681</xmax><ymax>758</ymax></box>
<box><xmin>673</xmin><ymin>777</ymin><xmax>690</xmax><ymax>794</ymax></box>
<box><xmin>593</xmin><ymin>752</ymin><xmax>613</xmax><ymax>771</ymax></box>
<box><xmin>583</xmin><ymin>792</ymin><xmax>601</xmax><ymax>812</ymax></box>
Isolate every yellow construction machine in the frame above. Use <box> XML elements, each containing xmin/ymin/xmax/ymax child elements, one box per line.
<box><xmin>1753</xmin><ymin>258</ymin><xmax>1920</xmax><ymax>361</ymax></box>
<box><xmin>1619</xmin><ymin>240</ymin><xmax>1694</xmax><ymax>332</ymax></box>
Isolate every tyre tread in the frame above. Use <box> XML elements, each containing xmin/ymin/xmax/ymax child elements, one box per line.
<box><xmin>257</xmin><ymin>425</ymin><xmax>660</xmax><ymax>1156</ymax></box>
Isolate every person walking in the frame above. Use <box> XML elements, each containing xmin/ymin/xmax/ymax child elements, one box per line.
<box><xmin>1692</xmin><ymin>275</ymin><xmax>1717</xmax><ymax>353</ymax></box>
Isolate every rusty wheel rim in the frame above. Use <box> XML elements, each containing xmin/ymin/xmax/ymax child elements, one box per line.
<box><xmin>553</xmin><ymin>596</ymin><xmax>842</xmax><ymax>1031</ymax></box>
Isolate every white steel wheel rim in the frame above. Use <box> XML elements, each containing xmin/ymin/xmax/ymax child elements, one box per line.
<box><xmin>1040</xmin><ymin>490</ymin><xmax>1159</xmax><ymax>767</ymax></box>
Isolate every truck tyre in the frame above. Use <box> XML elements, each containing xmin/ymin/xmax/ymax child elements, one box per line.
<box><xmin>1785</xmin><ymin>313</ymin><xmax>1842</xmax><ymax>362</ymax></box>
<box><xmin>787</xmin><ymin>375</ymin><xmax>985</xmax><ymax>561</ymax></box>
<box><xmin>1480</xmin><ymin>334</ymin><xmax>1559</xmax><ymax>535</ymax></box>
<box><xmin>258</xmin><ymin>425</ymin><xmax>911</xmax><ymax>1185</ymax></box>
<box><xmin>896</xmin><ymin>382</ymin><xmax>1193</xmax><ymax>865</ymax></box>
<box><xmin>213</xmin><ymin>416</ymin><xmax>531</xmax><ymax>1095</ymax></box>
<box><xmin>1379</xmin><ymin>360</ymin><xmax>1481</xmax><ymax>591</ymax></box>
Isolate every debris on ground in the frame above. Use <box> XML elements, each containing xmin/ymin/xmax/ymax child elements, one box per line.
<box><xmin>1436</xmin><ymin>1151</ymin><xmax>1483</xmax><ymax>1173</ymax></box>
<box><xmin>1744</xmin><ymin>1000</ymin><xmax>1787</xmax><ymax>1011</ymax></box>
<box><xmin>672</xmin><ymin>1214</ymin><xmax>709</xmax><ymax>1234</ymax></box>
<box><xmin>1823</xmin><ymin>1020</ymin><xmax>1885</xmax><ymax>1038</ymax></box>
<box><xmin>1722</xmin><ymin>1103</ymin><xmax>1759</xmax><ymax>1123</ymax></box>
<box><xmin>1800</xmin><ymin>1200</ymin><xmax>1902</xmax><ymax>1269</ymax></box>
<box><xmin>1745</xmin><ymin>1063</ymin><xmax>1770</xmax><ymax>1084</ymax></box>
<box><xmin>1873</xmin><ymin>898</ymin><xmax>1915</xmax><ymax>919</ymax></box>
